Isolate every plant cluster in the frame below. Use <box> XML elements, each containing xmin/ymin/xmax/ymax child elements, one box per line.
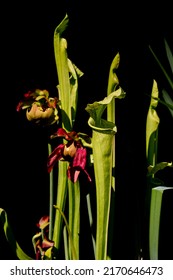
<box><xmin>0</xmin><ymin>14</ymin><xmax>172</xmax><ymax>260</ymax></box>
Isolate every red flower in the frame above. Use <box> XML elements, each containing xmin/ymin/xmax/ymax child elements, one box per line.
<box><xmin>47</xmin><ymin>128</ymin><xmax>92</xmax><ymax>183</ymax></box>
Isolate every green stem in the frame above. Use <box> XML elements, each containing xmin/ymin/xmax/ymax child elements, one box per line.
<box><xmin>86</xmin><ymin>193</ymin><xmax>96</xmax><ymax>257</ymax></box>
<box><xmin>63</xmin><ymin>225</ymin><xmax>69</xmax><ymax>260</ymax></box>
<box><xmin>54</xmin><ymin>206</ymin><xmax>77</xmax><ymax>260</ymax></box>
<box><xmin>68</xmin><ymin>180</ymin><xmax>80</xmax><ymax>260</ymax></box>
<box><xmin>53</xmin><ymin>161</ymin><xmax>68</xmax><ymax>250</ymax></box>
<box><xmin>48</xmin><ymin>143</ymin><xmax>54</xmax><ymax>240</ymax></box>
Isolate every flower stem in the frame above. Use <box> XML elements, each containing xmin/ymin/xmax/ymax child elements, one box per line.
<box><xmin>48</xmin><ymin>143</ymin><xmax>54</xmax><ymax>240</ymax></box>
<box><xmin>68</xmin><ymin>180</ymin><xmax>80</xmax><ymax>259</ymax></box>
<box><xmin>53</xmin><ymin>161</ymin><xmax>68</xmax><ymax>250</ymax></box>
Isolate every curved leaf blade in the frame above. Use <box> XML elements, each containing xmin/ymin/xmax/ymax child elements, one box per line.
<box><xmin>0</xmin><ymin>208</ymin><xmax>33</xmax><ymax>260</ymax></box>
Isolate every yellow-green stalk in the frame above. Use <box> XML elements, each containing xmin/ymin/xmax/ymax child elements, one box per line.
<box><xmin>53</xmin><ymin>14</ymin><xmax>83</xmax><ymax>259</ymax></box>
<box><xmin>106</xmin><ymin>53</ymin><xmax>121</xmax><ymax>259</ymax></box>
<box><xmin>86</xmin><ymin>88</ymin><xmax>125</xmax><ymax>260</ymax></box>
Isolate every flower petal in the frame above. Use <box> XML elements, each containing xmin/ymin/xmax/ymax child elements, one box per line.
<box><xmin>37</xmin><ymin>216</ymin><xmax>49</xmax><ymax>229</ymax></box>
<box><xmin>47</xmin><ymin>144</ymin><xmax>64</xmax><ymax>172</ymax></box>
<box><xmin>67</xmin><ymin>148</ymin><xmax>92</xmax><ymax>182</ymax></box>
<box><xmin>51</xmin><ymin>127</ymin><xmax>77</xmax><ymax>141</ymax></box>
<box><xmin>73</xmin><ymin>148</ymin><xmax>87</xmax><ymax>169</ymax></box>
<box><xmin>67</xmin><ymin>167</ymin><xmax>80</xmax><ymax>183</ymax></box>
<box><xmin>42</xmin><ymin>238</ymin><xmax>54</xmax><ymax>249</ymax></box>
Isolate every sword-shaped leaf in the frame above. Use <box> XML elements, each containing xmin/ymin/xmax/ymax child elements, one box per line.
<box><xmin>149</xmin><ymin>186</ymin><xmax>173</xmax><ymax>259</ymax></box>
<box><xmin>0</xmin><ymin>208</ymin><xmax>33</xmax><ymax>260</ymax></box>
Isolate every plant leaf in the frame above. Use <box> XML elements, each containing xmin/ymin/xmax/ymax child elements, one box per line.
<box><xmin>86</xmin><ymin>89</ymin><xmax>125</xmax><ymax>260</ymax></box>
<box><xmin>149</xmin><ymin>186</ymin><xmax>173</xmax><ymax>259</ymax></box>
<box><xmin>86</xmin><ymin>87</ymin><xmax>125</xmax><ymax>129</ymax></box>
<box><xmin>147</xmin><ymin>162</ymin><xmax>173</xmax><ymax>176</ymax></box>
<box><xmin>162</xmin><ymin>89</ymin><xmax>173</xmax><ymax>117</ymax></box>
<box><xmin>146</xmin><ymin>80</ymin><xmax>160</xmax><ymax>166</ymax></box>
<box><xmin>0</xmin><ymin>208</ymin><xmax>33</xmax><ymax>260</ymax></box>
<box><xmin>164</xmin><ymin>39</ymin><xmax>173</xmax><ymax>74</ymax></box>
<box><xmin>149</xmin><ymin>44</ymin><xmax>173</xmax><ymax>90</ymax></box>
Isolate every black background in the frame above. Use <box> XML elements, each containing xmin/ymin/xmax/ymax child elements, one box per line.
<box><xmin>1</xmin><ymin>1</ymin><xmax>173</xmax><ymax>260</ymax></box>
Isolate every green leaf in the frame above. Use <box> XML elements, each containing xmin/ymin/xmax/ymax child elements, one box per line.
<box><xmin>149</xmin><ymin>186</ymin><xmax>173</xmax><ymax>259</ymax></box>
<box><xmin>53</xmin><ymin>14</ymin><xmax>82</xmax><ymax>261</ymax></box>
<box><xmin>54</xmin><ymin>14</ymin><xmax>72</xmax><ymax>131</ymax></box>
<box><xmin>89</xmin><ymin>129</ymin><xmax>115</xmax><ymax>260</ymax></box>
<box><xmin>67</xmin><ymin>58</ymin><xmax>84</xmax><ymax>127</ymax></box>
<box><xmin>164</xmin><ymin>39</ymin><xmax>173</xmax><ymax>75</ymax></box>
<box><xmin>146</xmin><ymin>80</ymin><xmax>160</xmax><ymax>166</ymax></box>
<box><xmin>54</xmin><ymin>13</ymin><xmax>69</xmax><ymax>36</ymax></box>
<box><xmin>107</xmin><ymin>52</ymin><xmax>120</xmax><ymax>123</ymax></box>
<box><xmin>54</xmin><ymin>14</ymin><xmax>83</xmax><ymax>130</ymax></box>
<box><xmin>44</xmin><ymin>247</ymin><xmax>54</xmax><ymax>260</ymax></box>
<box><xmin>86</xmin><ymin>87</ymin><xmax>125</xmax><ymax>129</ymax></box>
<box><xmin>106</xmin><ymin>54</ymin><xmax>125</xmax><ymax>258</ymax></box>
<box><xmin>162</xmin><ymin>89</ymin><xmax>173</xmax><ymax>118</ymax></box>
<box><xmin>86</xmin><ymin>89</ymin><xmax>125</xmax><ymax>260</ymax></box>
<box><xmin>147</xmin><ymin>162</ymin><xmax>173</xmax><ymax>176</ymax></box>
<box><xmin>0</xmin><ymin>208</ymin><xmax>33</xmax><ymax>260</ymax></box>
<box><xmin>149</xmin><ymin>44</ymin><xmax>173</xmax><ymax>90</ymax></box>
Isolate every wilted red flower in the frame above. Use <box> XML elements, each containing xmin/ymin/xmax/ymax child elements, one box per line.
<box><xmin>32</xmin><ymin>216</ymin><xmax>54</xmax><ymax>260</ymax></box>
<box><xmin>16</xmin><ymin>89</ymin><xmax>60</xmax><ymax>126</ymax></box>
<box><xmin>36</xmin><ymin>215</ymin><xmax>50</xmax><ymax>230</ymax></box>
